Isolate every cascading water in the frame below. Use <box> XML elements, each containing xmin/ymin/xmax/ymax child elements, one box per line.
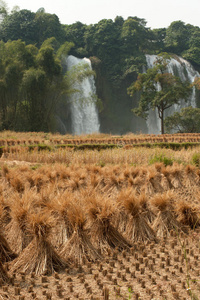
<box><xmin>145</xmin><ymin>54</ymin><xmax>200</xmax><ymax>134</ymax></box>
<box><xmin>66</xmin><ymin>55</ymin><xmax>100</xmax><ymax>135</ymax></box>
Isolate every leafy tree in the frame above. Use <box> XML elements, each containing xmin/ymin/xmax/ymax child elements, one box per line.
<box><xmin>182</xmin><ymin>47</ymin><xmax>200</xmax><ymax>66</ymax></box>
<box><xmin>151</xmin><ymin>28</ymin><xmax>166</xmax><ymax>52</ymax></box>
<box><xmin>0</xmin><ymin>9</ymin><xmax>37</xmax><ymax>44</ymax></box>
<box><xmin>128</xmin><ymin>55</ymin><xmax>192</xmax><ymax>134</ymax></box>
<box><xmin>34</xmin><ymin>11</ymin><xmax>65</xmax><ymax>46</ymax></box>
<box><xmin>19</xmin><ymin>39</ymin><xmax>72</xmax><ymax>131</ymax></box>
<box><xmin>0</xmin><ymin>8</ymin><xmax>65</xmax><ymax>46</ymax></box>
<box><xmin>0</xmin><ymin>40</ymin><xmax>30</xmax><ymax>129</ymax></box>
<box><xmin>84</xmin><ymin>19</ymin><xmax>123</xmax><ymax>83</ymax></box>
<box><xmin>0</xmin><ymin>38</ymin><xmax>74</xmax><ymax>132</ymax></box>
<box><xmin>165</xmin><ymin>106</ymin><xmax>200</xmax><ymax>133</ymax></box>
<box><xmin>20</xmin><ymin>68</ymin><xmax>48</xmax><ymax>131</ymax></box>
<box><xmin>120</xmin><ymin>17</ymin><xmax>150</xmax><ymax>54</ymax></box>
<box><xmin>64</xmin><ymin>22</ymin><xmax>87</xmax><ymax>57</ymax></box>
<box><xmin>165</xmin><ymin>21</ymin><xmax>190</xmax><ymax>55</ymax></box>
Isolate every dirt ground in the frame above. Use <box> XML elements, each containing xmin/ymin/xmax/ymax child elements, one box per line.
<box><xmin>0</xmin><ymin>230</ymin><xmax>198</xmax><ymax>300</ymax></box>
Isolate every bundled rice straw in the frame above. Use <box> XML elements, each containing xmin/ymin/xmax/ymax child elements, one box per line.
<box><xmin>176</xmin><ymin>201</ymin><xmax>199</xmax><ymax>229</ymax></box>
<box><xmin>114</xmin><ymin>189</ymin><xmax>131</xmax><ymax>233</ymax></box>
<box><xmin>48</xmin><ymin>191</ymin><xmax>76</xmax><ymax>248</ymax></box>
<box><xmin>59</xmin><ymin>203</ymin><xmax>101</xmax><ymax>264</ymax></box>
<box><xmin>138</xmin><ymin>192</ymin><xmax>156</xmax><ymax>224</ymax></box>
<box><xmin>5</xmin><ymin>195</ymin><xmax>33</xmax><ymax>254</ymax></box>
<box><xmin>10</xmin><ymin>211</ymin><xmax>68</xmax><ymax>275</ymax></box>
<box><xmin>119</xmin><ymin>191</ymin><xmax>157</xmax><ymax>243</ymax></box>
<box><xmin>151</xmin><ymin>192</ymin><xmax>184</xmax><ymax>237</ymax></box>
<box><xmin>0</xmin><ymin>197</ymin><xmax>11</xmax><ymax>229</ymax></box>
<box><xmin>145</xmin><ymin>167</ymin><xmax>163</xmax><ymax>195</ymax></box>
<box><xmin>184</xmin><ymin>165</ymin><xmax>200</xmax><ymax>187</ymax></box>
<box><xmin>88</xmin><ymin>197</ymin><xmax>131</xmax><ymax>253</ymax></box>
<box><xmin>0</xmin><ymin>232</ymin><xmax>17</xmax><ymax>263</ymax></box>
<box><xmin>0</xmin><ymin>261</ymin><xmax>9</xmax><ymax>283</ymax></box>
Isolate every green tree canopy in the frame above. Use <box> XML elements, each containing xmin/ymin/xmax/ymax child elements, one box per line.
<box><xmin>0</xmin><ymin>38</ymin><xmax>74</xmax><ymax>131</ymax></box>
<box><xmin>0</xmin><ymin>8</ymin><xmax>65</xmax><ymax>46</ymax></box>
<box><xmin>165</xmin><ymin>21</ymin><xmax>190</xmax><ymax>54</ymax></box>
<box><xmin>120</xmin><ymin>17</ymin><xmax>150</xmax><ymax>54</ymax></box>
<box><xmin>128</xmin><ymin>55</ymin><xmax>192</xmax><ymax>134</ymax></box>
<box><xmin>165</xmin><ymin>106</ymin><xmax>200</xmax><ymax>133</ymax></box>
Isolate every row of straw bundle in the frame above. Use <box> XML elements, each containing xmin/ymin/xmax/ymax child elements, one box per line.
<box><xmin>2</xmin><ymin>162</ymin><xmax>200</xmax><ymax>200</ymax></box>
<box><xmin>0</xmin><ymin>176</ymin><xmax>199</xmax><ymax>278</ymax></box>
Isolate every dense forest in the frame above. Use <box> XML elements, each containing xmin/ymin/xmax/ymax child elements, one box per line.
<box><xmin>0</xmin><ymin>4</ymin><xmax>200</xmax><ymax>133</ymax></box>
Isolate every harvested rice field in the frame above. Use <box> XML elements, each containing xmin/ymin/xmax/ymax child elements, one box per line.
<box><xmin>0</xmin><ymin>131</ymin><xmax>199</xmax><ymax>299</ymax></box>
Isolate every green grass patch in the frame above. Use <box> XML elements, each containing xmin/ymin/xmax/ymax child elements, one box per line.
<box><xmin>191</xmin><ymin>152</ymin><xmax>200</xmax><ymax>167</ymax></box>
<box><xmin>28</xmin><ymin>144</ymin><xmax>52</xmax><ymax>151</ymax></box>
<box><xmin>128</xmin><ymin>142</ymin><xmax>200</xmax><ymax>150</ymax></box>
<box><xmin>149</xmin><ymin>154</ymin><xmax>173</xmax><ymax>166</ymax></box>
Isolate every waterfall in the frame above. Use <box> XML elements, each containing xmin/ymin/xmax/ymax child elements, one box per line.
<box><xmin>66</xmin><ymin>55</ymin><xmax>100</xmax><ymax>135</ymax></box>
<box><xmin>145</xmin><ymin>54</ymin><xmax>200</xmax><ymax>134</ymax></box>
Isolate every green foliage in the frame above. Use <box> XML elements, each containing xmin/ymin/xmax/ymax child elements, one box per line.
<box><xmin>191</xmin><ymin>152</ymin><xmax>200</xmax><ymax>167</ymax></box>
<box><xmin>0</xmin><ymin>38</ymin><xmax>74</xmax><ymax>132</ymax></box>
<box><xmin>0</xmin><ymin>8</ymin><xmax>65</xmax><ymax>46</ymax></box>
<box><xmin>165</xmin><ymin>106</ymin><xmax>200</xmax><ymax>133</ymax></box>
<box><xmin>120</xmin><ymin>17</ymin><xmax>150</xmax><ymax>54</ymax></box>
<box><xmin>182</xmin><ymin>47</ymin><xmax>200</xmax><ymax>66</ymax></box>
<box><xmin>149</xmin><ymin>153</ymin><xmax>173</xmax><ymax>166</ymax></box>
<box><xmin>56</xmin><ymin>143</ymin><xmax>121</xmax><ymax>151</ymax></box>
<box><xmin>64</xmin><ymin>22</ymin><xmax>87</xmax><ymax>57</ymax></box>
<box><xmin>28</xmin><ymin>144</ymin><xmax>52</xmax><ymax>151</ymax></box>
<box><xmin>165</xmin><ymin>21</ymin><xmax>190</xmax><ymax>54</ymax></box>
<box><xmin>151</xmin><ymin>28</ymin><xmax>166</xmax><ymax>52</ymax></box>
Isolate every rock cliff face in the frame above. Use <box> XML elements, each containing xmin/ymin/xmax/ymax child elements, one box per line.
<box><xmin>92</xmin><ymin>60</ymin><xmax>147</xmax><ymax>135</ymax></box>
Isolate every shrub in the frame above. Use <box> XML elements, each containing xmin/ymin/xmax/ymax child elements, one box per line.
<box><xmin>149</xmin><ymin>154</ymin><xmax>173</xmax><ymax>166</ymax></box>
<box><xmin>191</xmin><ymin>152</ymin><xmax>200</xmax><ymax>167</ymax></box>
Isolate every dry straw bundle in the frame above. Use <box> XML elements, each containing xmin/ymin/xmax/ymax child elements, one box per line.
<box><xmin>87</xmin><ymin>196</ymin><xmax>131</xmax><ymax>254</ymax></box>
<box><xmin>145</xmin><ymin>167</ymin><xmax>164</xmax><ymax>195</ymax></box>
<box><xmin>0</xmin><ymin>261</ymin><xmax>9</xmax><ymax>283</ymax></box>
<box><xmin>117</xmin><ymin>189</ymin><xmax>157</xmax><ymax>243</ymax></box>
<box><xmin>151</xmin><ymin>191</ymin><xmax>184</xmax><ymax>237</ymax></box>
<box><xmin>175</xmin><ymin>200</ymin><xmax>200</xmax><ymax>229</ymax></box>
<box><xmin>5</xmin><ymin>192</ymin><xmax>33</xmax><ymax>254</ymax></box>
<box><xmin>184</xmin><ymin>164</ymin><xmax>200</xmax><ymax>187</ymax></box>
<box><xmin>0</xmin><ymin>232</ymin><xmax>17</xmax><ymax>263</ymax></box>
<box><xmin>10</xmin><ymin>210</ymin><xmax>68</xmax><ymax>275</ymax></box>
<box><xmin>163</xmin><ymin>163</ymin><xmax>183</xmax><ymax>189</ymax></box>
<box><xmin>59</xmin><ymin>202</ymin><xmax>101</xmax><ymax>264</ymax></box>
<box><xmin>0</xmin><ymin>196</ymin><xmax>17</xmax><ymax>262</ymax></box>
<box><xmin>0</xmin><ymin>196</ymin><xmax>11</xmax><ymax>229</ymax></box>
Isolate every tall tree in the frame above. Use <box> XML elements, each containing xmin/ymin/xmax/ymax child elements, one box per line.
<box><xmin>128</xmin><ymin>56</ymin><xmax>192</xmax><ymax>134</ymax></box>
<box><xmin>0</xmin><ymin>38</ymin><xmax>74</xmax><ymax>132</ymax></box>
<box><xmin>165</xmin><ymin>21</ymin><xmax>190</xmax><ymax>55</ymax></box>
<box><xmin>120</xmin><ymin>17</ymin><xmax>150</xmax><ymax>54</ymax></box>
<box><xmin>0</xmin><ymin>9</ymin><xmax>37</xmax><ymax>44</ymax></box>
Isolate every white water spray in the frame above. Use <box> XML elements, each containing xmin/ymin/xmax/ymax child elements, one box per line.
<box><xmin>145</xmin><ymin>54</ymin><xmax>199</xmax><ymax>134</ymax></box>
<box><xmin>66</xmin><ymin>55</ymin><xmax>100</xmax><ymax>135</ymax></box>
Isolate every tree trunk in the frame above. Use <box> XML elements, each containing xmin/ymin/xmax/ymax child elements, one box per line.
<box><xmin>161</xmin><ymin>110</ymin><xmax>164</xmax><ymax>134</ymax></box>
